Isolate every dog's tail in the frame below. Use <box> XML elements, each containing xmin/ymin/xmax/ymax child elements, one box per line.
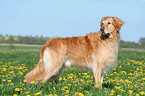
<box><xmin>26</xmin><ymin>38</ymin><xmax>54</xmax><ymax>84</ymax></box>
<box><xmin>26</xmin><ymin>56</ymin><xmax>44</xmax><ymax>84</ymax></box>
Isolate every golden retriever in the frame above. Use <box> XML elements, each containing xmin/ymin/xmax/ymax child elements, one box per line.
<box><xmin>26</xmin><ymin>16</ymin><xmax>124</xmax><ymax>87</ymax></box>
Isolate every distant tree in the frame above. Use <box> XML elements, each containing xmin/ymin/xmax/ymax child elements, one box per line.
<box><xmin>9</xmin><ymin>35</ymin><xmax>15</xmax><ymax>49</ymax></box>
<box><xmin>6</xmin><ymin>34</ymin><xmax>8</xmax><ymax>37</ymax></box>
<box><xmin>41</xmin><ymin>35</ymin><xmax>43</xmax><ymax>38</ymax></box>
<box><xmin>138</xmin><ymin>37</ymin><xmax>145</xmax><ymax>46</ymax></box>
<box><xmin>0</xmin><ymin>34</ymin><xmax>2</xmax><ymax>41</ymax></box>
<box><xmin>9</xmin><ymin>35</ymin><xmax>14</xmax><ymax>43</ymax></box>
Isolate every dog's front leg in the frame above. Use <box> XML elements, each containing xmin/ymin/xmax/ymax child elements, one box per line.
<box><xmin>92</xmin><ymin>61</ymin><xmax>103</xmax><ymax>88</ymax></box>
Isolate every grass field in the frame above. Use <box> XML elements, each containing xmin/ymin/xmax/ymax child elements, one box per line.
<box><xmin>0</xmin><ymin>45</ymin><xmax>145</xmax><ymax>96</ymax></box>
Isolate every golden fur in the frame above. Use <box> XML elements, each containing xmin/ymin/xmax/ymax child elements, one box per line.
<box><xmin>26</xmin><ymin>16</ymin><xmax>124</xmax><ymax>86</ymax></box>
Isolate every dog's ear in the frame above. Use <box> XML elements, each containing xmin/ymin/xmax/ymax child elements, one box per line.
<box><xmin>113</xmin><ymin>17</ymin><xmax>124</xmax><ymax>31</ymax></box>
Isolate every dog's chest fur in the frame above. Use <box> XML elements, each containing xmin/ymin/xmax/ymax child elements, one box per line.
<box><xmin>98</xmin><ymin>39</ymin><xmax>119</xmax><ymax>73</ymax></box>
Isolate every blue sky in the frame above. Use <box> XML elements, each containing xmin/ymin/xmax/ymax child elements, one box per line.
<box><xmin>0</xmin><ymin>0</ymin><xmax>145</xmax><ymax>42</ymax></box>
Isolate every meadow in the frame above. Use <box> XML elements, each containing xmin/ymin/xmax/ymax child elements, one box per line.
<box><xmin>0</xmin><ymin>45</ymin><xmax>145</xmax><ymax>96</ymax></box>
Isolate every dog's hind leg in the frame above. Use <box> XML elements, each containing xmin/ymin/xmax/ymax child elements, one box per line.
<box><xmin>49</xmin><ymin>64</ymin><xmax>66</xmax><ymax>82</ymax></box>
<box><xmin>38</xmin><ymin>49</ymin><xmax>65</xmax><ymax>83</ymax></box>
<box><xmin>38</xmin><ymin>63</ymin><xmax>65</xmax><ymax>83</ymax></box>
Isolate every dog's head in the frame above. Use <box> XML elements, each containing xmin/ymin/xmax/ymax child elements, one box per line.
<box><xmin>100</xmin><ymin>16</ymin><xmax>124</xmax><ymax>36</ymax></box>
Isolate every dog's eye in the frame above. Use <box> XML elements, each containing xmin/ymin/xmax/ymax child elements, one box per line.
<box><xmin>108</xmin><ymin>22</ymin><xmax>111</xmax><ymax>24</ymax></box>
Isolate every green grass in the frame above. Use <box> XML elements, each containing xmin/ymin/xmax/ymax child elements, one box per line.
<box><xmin>0</xmin><ymin>46</ymin><xmax>145</xmax><ymax>96</ymax></box>
<box><xmin>0</xmin><ymin>45</ymin><xmax>41</xmax><ymax>53</ymax></box>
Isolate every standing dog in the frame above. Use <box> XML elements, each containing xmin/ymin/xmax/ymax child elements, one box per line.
<box><xmin>26</xmin><ymin>16</ymin><xmax>124</xmax><ymax>87</ymax></box>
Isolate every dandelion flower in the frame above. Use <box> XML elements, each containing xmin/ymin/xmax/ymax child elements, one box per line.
<box><xmin>109</xmin><ymin>93</ymin><xmax>114</xmax><ymax>95</ymax></box>
<box><xmin>34</xmin><ymin>92</ymin><xmax>41</xmax><ymax>95</ymax></box>
<box><xmin>136</xmin><ymin>94</ymin><xmax>140</xmax><ymax>96</ymax></box>
<box><xmin>111</xmin><ymin>90</ymin><xmax>115</xmax><ymax>93</ymax></box>
<box><xmin>65</xmin><ymin>90</ymin><xmax>69</xmax><ymax>94</ymax></box>
<box><xmin>59</xmin><ymin>78</ymin><xmax>62</xmax><ymax>81</ymax></box>
<box><xmin>15</xmin><ymin>88</ymin><xmax>20</xmax><ymax>91</ymax></box>
<box><xmin>98</xmin><ymin>81</ymin><xmax>101</xmax><ymax>83</ymax></box>
<box><xmin>79</xmin><ymin>93</ymin><xmax>84</xmax><ymax>96</ymax></box>
<box><xmin>31</xmin><ymin>81</ymin><xmax>35</xmax><ymax>84</ymax></box>
<box><xmin>140</xmin><ymin>92</ymin><xmax>145</xmax><ymax>95</ymax></box>
<box><xmin>128</xmin><ymin>90</ymin><xmax>133</xmax><ymax>94</ymax></box>
<box><xmin>48</xmin><ymin>94</ymin><xmax>53</xmax><ymax>96</ymax></box>
<box><xmin>61</xmin><ymin>88</ymin><xmax>65</xmax><ymax>90</ymax></box>
<box><xmin>10</xmin><ymin>83</ymin><xmax>14</xmax><ymax>85</ymax></box>
<box><xmin>95</xmin><ymin>85</ymin><xmax>100</xmax><ymax>88</ymax></box>
<box><xmin>2</xmin><ymin>79</ymin><xmax>5</xmax><ymax>82</ymax></box>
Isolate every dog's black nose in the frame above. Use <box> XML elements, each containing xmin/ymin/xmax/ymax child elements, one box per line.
<box><xmin>100</xmin><ymin>27</ymin><xmax>105</xmax><ymax>34</ymax></box>
<box><xmin>100</xmin><ymin>27</ymin><xmax>104</xmax><ymax>32</ymax></box>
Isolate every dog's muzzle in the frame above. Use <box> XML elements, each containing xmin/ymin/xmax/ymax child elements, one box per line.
<box><xmin>100</xmin><ymin>27</ymin><xmax>110</xmax><ymax>37</ymax></box>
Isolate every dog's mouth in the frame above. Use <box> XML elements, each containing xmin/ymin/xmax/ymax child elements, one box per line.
<box><xmin>101</xmin><ymin>30</ymin><xmax>110</xmax><ymax>37</ymax></box>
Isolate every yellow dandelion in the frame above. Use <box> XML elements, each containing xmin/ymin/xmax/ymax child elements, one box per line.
<box><xmin>34</xmin><ymin>92</ymin><xmax>41</xmax><ymax>95</ymax></box>
<box><xmin>98</xmin><ymin>81</ymin><xmax>101</xmax><ymax>83</ymax></box>
<box><xmin>49</xmin><ymin>82</ymin><xmax>52</xmax><ymax>84</ymax></box>
<box><xmin>140</xmin><ymin>92</ymin><xmax>145</xmax><ymax>95</ymax></box>
<box><xmin>2</xmin><ymin>79</ymin><xmax>5</xmax><ymax>82</ymax></box>
<box><xmin>74</xmin><ymin>84</ymin><xmax>77</xmax><ymax>86</ymax></box>
<box><xmin>125</xmin><ymin>79</ymin><xmax>129</xmax><ymax>83</ymax></box>
<box><xmin>75</xmin><ymin>92</ymin><xmax>78</xmax><ymax>96</ymax></box>
<box><xmin>104</xmin><ymin>91</ymin><xmax>107</xmax><ymax>93</ymax></box>
<box><xmin>67</xmin><ymin>84</ymin><xmax>72</xmax><ymax>86</ymax></box>
<box><xmin>64</xmin><ymin>86</ymin><xmax>68</xmax><ymax>89</ymax></box>
<box><xmin>141</xmin><ymin>78</ymin><xmax>145</xmax><ymax>80</ymax></box>
<box><xmin>13</xmin><ymin>94</ymin><xmax>17</xmax><ymax>96</ymax></box>
<box><xmin>15</xmin><ymin>88</ymin><xmax>20</xmax><ymax>91</ymax></box>
<box><xmin>78</xmin><ymin>93</ymin><xmax>84</xmax><ymax>96</ymax></box>
<box><xmin>48</xmin><ymin>94</ymin><xmax>53</xmax><ymax>96</ymax></box>
<box><xmin>136</xmin><ymin>94</ymin><xmax>140</xmax><ymax>96</ymax></box>
<box><xmin>95</xmin><ymin>85</ymin><xmax>100</xmax><ymax>88</ymax></box>
<box><xmin>80</xmin><ymin>79</ymin><xmax>84</xmax><ymax>82</ymax></box>
<box><xmin>65</xmin><ymin>90</ymin><xmax>69</xmax><ymax>94</ymax></box>
<box><xmin>3</xmin><ymin>68</ymin><xmax>7</xmax><ymax>71</ymax></box>
<box><xmin>111</xmin><ymin>90</ymin><xmax>115</xmax><ymax>93</ymax></box>
<box><xmin>128</xmin><ymin>90</ymin><xmax>133</xmax><ymax>94</ymax></box>
<box><xmin>10</xmin><ymin>83</ymin><xmax>14</xmax><ymax>85</ymax></box>
<box><xmin>31</xmin><ymin>81</ymin><xmax>35</xmax><ymax>84</ymax></box>
<box><xmin>61</xmin><ymin>88</ymin><xmax>65</xmax><ymax>90</ymax></box>
<box><xmin>110</xmin><ymin>93</ymin><xmax>114</xmax><ymax>95</ymax></box>
<box><xmin>59</xmin><ymin>78</ymin><xmax>62</xmax><ymax>81</ymax></box>
<box><xmin>86</xmin><ymin>91</ymin><xmax>89</xmax><ymax>93</ymax></box>
<box><xmin>25</xmin><ymin>91</ymin><xmax>30</xmax><ymax>94</ymax></box>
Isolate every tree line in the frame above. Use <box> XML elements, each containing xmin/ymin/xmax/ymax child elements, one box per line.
<box><xmin>0</xmin><ymin>34</ymin><xmax>49</xmax><ymax>45</ymax></box>
<box><xmin>0</xmin><ymin>34</ymin><xmax>145</xmax><ymax>49</ymax></box>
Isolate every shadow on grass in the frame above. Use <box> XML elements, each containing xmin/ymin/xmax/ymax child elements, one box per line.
<box><xmin>53</xmin><ymin>79</ymin><xmax>115</xmax><ymax>89</ymax></box>
<box><xmin>102</xmin><ymin>82</ymin><xmax>115</xmax><ymax>89</ymax></box>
